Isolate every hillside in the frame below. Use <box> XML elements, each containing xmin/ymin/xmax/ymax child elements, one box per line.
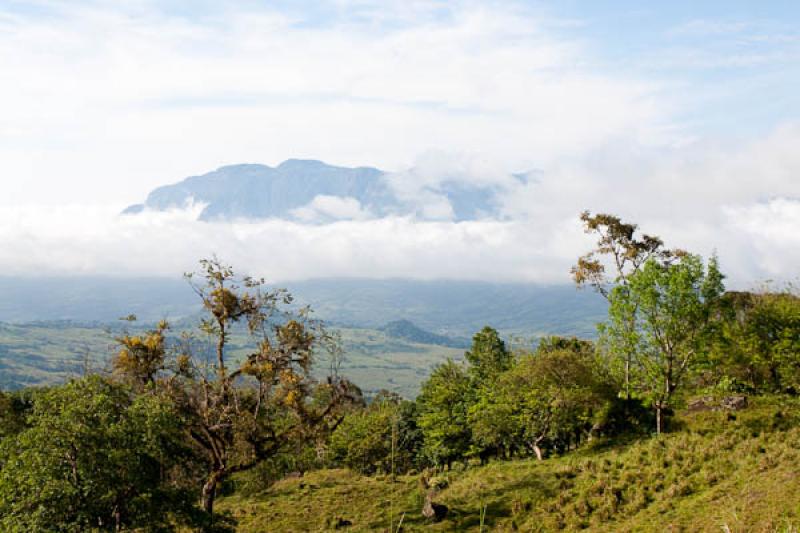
<box><xmin>218</xmin><ymin>396</ymin><xmax>800</xmax><ymax>532</ymax></box>
<box><xmin>379</xmin><ymin>320</ymin><xmax>468</xmax><ymax>348</ymax></box>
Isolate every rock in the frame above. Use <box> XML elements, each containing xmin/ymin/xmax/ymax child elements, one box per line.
<box><xmin>688</xmin><ymin>396</ymin><xmax>715</xmax><ymax>412</ymax></box>
<box><xmin>721</xmin><ymin>395</ymin><xmax>748</xmax><ymax>410</ymax></box>
<box><xmin>324</xmin><ymin>516</ymin><xmax>352</xmax><ymax>529</ymax></box>
<box><xmin>333</xmin><ymin>517</ymin><xmax>352</xmax><ymax>529</ymax></box>
<box><xmin>419</xmin><ymin>471</ymin><xmax>448</xmax><ymax>522</ymax></box>
<box><xmin>422</xmin><ymin>497</ymin><xmax>448</xmax><ymax>522</ymax></box>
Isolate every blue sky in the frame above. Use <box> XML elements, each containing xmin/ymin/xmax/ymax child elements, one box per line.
<box><xmin>0</xmin><ymin>1</ymin><xmax>798</xmax><ymax>284</ymax></box>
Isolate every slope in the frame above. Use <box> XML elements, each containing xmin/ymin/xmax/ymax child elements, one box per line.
<box><xmin>218</xmin><ymin>396</ymin><xmax>800</xmax><ymax>532</ymax></box>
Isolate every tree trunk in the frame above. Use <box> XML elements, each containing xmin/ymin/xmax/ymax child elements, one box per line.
<box><xmin>624</xmin><ymin>355</ymin><xmax>631</xmax><ymax>400</ymax></box>
<box><xmin>533</xmin><ymin>444</ymin><xmax>543</xmax><ymax>461</ymax></box>
<box><xmin>202</xmin><ymin>472</ymin><xmax>221</xmax><ymax>517</ymax></box>
<box><xmin>655</xmin><ymin>404</ymin><xmax>662</xmax><ymax>435</ymax></box>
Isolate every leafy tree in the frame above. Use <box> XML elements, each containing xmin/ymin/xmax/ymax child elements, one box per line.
<box><xmin>495</xmin><ymin>348</ymin><xmax>606</xmax><ymax>460</ymax></box>
<box><xmin>572</xmin><ymin>211</ymin><xmax>677</xmax><ymax>398</ymax></box>
<box><xmin>706</xmin><ymin>288</ymin><xmax>800</xmax><ymax>392</ymax></box>
<box><xmin>467</xmin><ymin>383</ymin><xmax>519</xmax><ymax>462</ymax></box>
<box><xmin>463</xmin><ymin>327</ymin><xmax>513</xmax><ymax>461</ymax></box>
<box><xmin>395</xmin><ymin>398</ymin><xmax>425</xmax><ymax>470</ymax></box>
<box><xmin>604</xmin><ymin>254</ymin><xmax>724</xmax><ymax>433</ymax></box>
<box><xmin>464</xmin><ymin>326</ymin><xmax>512</xmax><ymax>382</ymax></box>
<box><xmin>416</xmin><ymin>359</ymin><xmax>472</xmax><ymax>469</ymax></box>
<box><xmin>329</xmin><ymin>395</ymin><xmax>420</xmax><ymax>475</ymax></box>
<box><xmin>0</xmin><ymin>376</ymin><xmax>195</xmax><ymax>532</ymax></box>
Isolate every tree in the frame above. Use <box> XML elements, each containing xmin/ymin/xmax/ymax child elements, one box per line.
<box><xmin>463</xmin><ymin>326</ymin><xmax>514</xmax><ymax>461</ymax></box>
<box><xmin>0</xmin><ymin>376</ymin><xmax>195</xmax><ymax>531</ymax></box>
<box><xmin>706</xmin><ymin>288</ymin><xmax>800</xmax><ymax>392</ymax></box>
<box><xmin>605</xmin><ymin>254</ymin><xmax>724</xmax><ymax>433</ymax></box>
<box><xmin>0</xmin><ymin>390</ymin><xmax>30</xmax><ymax>442</ymax></box>
<box><xmin>495</xmin><ymin>348</ymin><xmax>606</xmax><ymax>460</ymax></box>
<box><xmin>536</xmin><ymin>335</ymin><xmax>595</xmax><ymax>357</ymax></box>
<box><xmin>572</xmin><ymin>211</ymin><xmax>677</xmax><ymax>399</ymax></box>
<box><xmin>464</xmin><ymin>326</ymin><xmax>512</xmax><ymax>382</ymax></box>
<box><xmin>113</xmin><ymin>319</ymin><xmax>170</xmax><ymax>390</ymax></box>
<box><xmin>114</xmin><ymin>258</ymin><xmax>360</xmax><ymax>521</ymax></box>
<box><xmin>416</xmin><ymin>359</ymin><xmax>472</xmax><ymax>469</ymax></box>
<box><xmin>467</xmin><ymin>383</ymin><xmax>519</xmax><ymax>462</ymax></box>
<box><xmin>329</xmin><ymin>395</ymin><xmax>420</xmax><ymax>475</ymax></box>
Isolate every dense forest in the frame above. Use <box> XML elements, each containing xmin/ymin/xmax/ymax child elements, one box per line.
<box><xmin>1</xmin><ymin>212</ymin><xmax>799</xmax><ymax>532</ymax></box>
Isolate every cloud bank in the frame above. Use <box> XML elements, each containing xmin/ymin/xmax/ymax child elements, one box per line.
<box><xmin>1</xmin><ymin>2</ymin><xmax>798</xmax><ymax>287</ymax></box>
<box><xmin>2</xmin><ymin>124</ymin><xmax>799</xmax><ymax>287</ymax></box>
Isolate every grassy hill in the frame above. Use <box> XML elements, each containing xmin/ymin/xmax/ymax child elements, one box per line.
<box><xmin>217</xmin><ymin>396</ymin><xmax>800</xmax><ymax>532</ymax></box>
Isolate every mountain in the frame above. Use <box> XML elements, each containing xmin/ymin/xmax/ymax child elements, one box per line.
<box><xmin>0</xmin><ymin>277</ymin><xmax>607</xmax><ymax>338</ymax></box>
<box><xmin>123</xmin><ymin>159</ymin><xmax>501</xmax><ymax>221</ymax></box>
<box><xmin>379</xmin><ymin>319</ymin><xmax>468</xmax><ymax>348</ymax></box>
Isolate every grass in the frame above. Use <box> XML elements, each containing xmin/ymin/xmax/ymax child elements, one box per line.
<box><xmin>218</xmin><ymin>396</ymin><xmax>800</xmax><ymax>532</ymax></box>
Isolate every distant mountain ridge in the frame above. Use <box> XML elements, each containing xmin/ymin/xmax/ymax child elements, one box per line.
<box><xmin>123</xmin><ymin>159</ymin><xmax>500</xmax><ymax>221</ymax></box>
<box><xmin>0</xmin><ymin>277</ymin><xmax>607</xmax><ymax>338</ymax></box>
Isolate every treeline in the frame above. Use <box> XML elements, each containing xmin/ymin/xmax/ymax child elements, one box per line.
<box><xmin>1</xmin><ymin>213</ymin><xmax>799</xmax><ymax>531</ymax></box>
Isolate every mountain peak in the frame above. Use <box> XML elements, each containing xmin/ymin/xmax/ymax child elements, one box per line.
<box><xmin>277</xmin><ymin>159</ymin><xmax>329</xmax><ymax>170</ymax></box>
<box><xmin>215</xmin><ymin>163</ymin><xmax>272</xmax><ymax>173</ymax></box>
<box><xmin>122</xmin><ymin>159</ymin><xmax>503</xmax><ymax>222</ymax></box>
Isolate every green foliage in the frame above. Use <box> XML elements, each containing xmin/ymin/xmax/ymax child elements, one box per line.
<box><xmin>416</xmin><ymin>360</ymin><xmax>472</xmax><ymax>468</ymax></box>
<box><xmin>112</xmin><ymin>319</ymin><xmax>170</xmax><ymax>389</ymax></box>
<box><xmin>603</xmin><ymin>253</ymin><xmax>725</xmax><ymax>432</ymax></box>
<box><xmin>329</xmin><ymin>397</ymin><xmax>420</xmax><ymax>475</ymax></box>
<box><xmin>0</xmin><ymin>389</ymin><xmax>32</xmax><ymax>441</ymax></box>
<box><xmin>467</xmin><ymin>382</ymin><xmax>518</xmax><ymax>462</ymax></box>
<box><xmin>0</xmin><ymin>376</ymin><xmax>196</xmax><ymax>531</ymax></box>
<box><xmin>464</xmin><ymin>326</ymin><xmax>512</xmax><ymax>382</ymax></box>
<box><xmin>536</xmin><ymin>335</ymin><xmax>595</xmax><ymax>357</ymax></box>
<box><xmin>497</xmin><ymin>348</ymin><xmax>609</xmax><ymax>459</ymax></box>
<box><xmin>705</xmin><ymin>288</ymin><xmax>800</xmax><ymax>393</ymax></box>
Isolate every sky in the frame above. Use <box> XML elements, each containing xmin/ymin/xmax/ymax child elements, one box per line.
<box><xmin>1</xmin><ymin>0</ymin><xmax>799</xmax><ymax>286</ymax></box>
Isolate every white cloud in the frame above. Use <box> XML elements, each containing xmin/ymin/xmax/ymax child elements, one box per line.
<box><xmin>0</xmin><ymin>0</ymin><xmax>669</xmax><ymax>206</ymax></box>
<box><xmin>723</xmin><ymin>198</ymin><xmax>800</xmax><ymax>281</ymax></box>
<box><xmin>1</xmin><ymin>123</ymin><xmax>799</xmax><ymax>287</ymax></box>
<box><xmin>0</xmin><ymin>204</ymin><xmax>585</xmax><ymax>283</ymax></box>
<box><xmin>1</xmin><ymin>2</ymin><xmax>798</xmax><ymax>288</ymax></box>
<box><xmin>290</xmin><ymin>195</ymin><xmax>373</xmax><ymax>222</ymax></box>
